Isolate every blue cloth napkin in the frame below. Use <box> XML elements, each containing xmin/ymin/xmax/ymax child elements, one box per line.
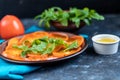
<box><xmin>0</xmin><ymin>25</ymin><xmax>44</xmax><ymax>80</ymax></box>
<box><xmin>0</xmin><ymin>25</ymin><xmax>88</xmax><ymax>80</ymax></box>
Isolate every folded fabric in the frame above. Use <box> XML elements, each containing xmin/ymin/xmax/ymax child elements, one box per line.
<box><xmin>0</xmin><ymin>59</ymin><xmax>40</xmax><ymax>79</ymax></box>
<box><xmin>79</xmin><ymin>34</ymin><xmax>88</xmax><ymax>40</ymax></box>
<box><xmin>0</xmin><ymin>25</ymin><xmax>43</xmax><ymax>80</ymax></box>
<box><xmin>0</xmin><ymin>25</ymin><xmax>88</xmax><ymax>80</ymax></box>
<box><xmin>25</xmin><ymin>25</ymin><xmax>45</xmax><ymax>34</ymax></box>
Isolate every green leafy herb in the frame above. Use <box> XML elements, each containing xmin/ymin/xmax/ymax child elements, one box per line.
<box><xmin>13</xmin><ymin>45</ymin><xmax>30</xmax><ymax>57</ymax></box>
<box><xmin>31</xmin><ymin>41</ymin><xmax>48</xmax><ymax>53</ymax></box>
<box><xmin>35</xmin><ymin>7</ymin><xmax>104</xmax><ymax>28</ymax></box>
<box><xmin>42</xmin><ymin>43</ymin><xmax>55</xmax><ymax>54</ymax></box>
<box><xmin>13</xmin><ymin>45</ymin><xmax>29</xmax><ymax>51</ymax></box>
<box><xmin>64</xmin><ymin>41</ymin><xmax>79</xmax><ymax>51</ymax></box>
<box><xmin>21</xmin><ymin>51</ymin><xmax>28</xmax><ymax>58</ymax></box>
<box><xmin>13</xmin><ymin>36</ymin><xmax>75</xmax><ymax>57</ymax></box>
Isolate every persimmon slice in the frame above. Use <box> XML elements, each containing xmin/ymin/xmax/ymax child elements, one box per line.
<box><xmin>27</xmin><ymin>54</ymin><xmax>48</xmax><ymax>61</ymax></box>
<box><xmin>2</xmin><ymin>49</ymin><xmax>23</xmax><ymax>61</ymax></box>
<box><xmin>52</xmin><ymin>42</ymin><xmax>82</xmax><ymax>57</ymax></box>
<box><xmin>67</xmin><ymin>36</ymin><xmax>84</xmax><ymax>47</ymax></box>
<box><xmin>32</xmin><ymin>31</ymin><xmax>48</xmax><ymax>38</ymax></box>
<box><xmin>18</xmin><ymin>31</ymin><xmax>49</xmax><ymax>44</ymax></box>
<box><xmin>52</xmin><ymin>51</ymin><xmax>65</xmax><ymax>58</ymax></box>
<box><xmin>52</xmin><ymin>45</ymin><xmax>65</xmax><ymax>57</ymax></box>
<box><xmin>64</xmin><ymin>46</ymin><xmax>82</xmax><ymax>56</ymax></box>
<box><xmin>6</xmin><ymin>37</ymin><xmax>19</xmax><ymax>50</ymax></box>
<box><xmin>18</xmin><ymin>33</ymin><xmax>35</xmax><ymax>44</ymax></box>
<box><xmin>49</xmin><ymin>32</ymin><xmax>68</xmax><ymax>41</ymax></box>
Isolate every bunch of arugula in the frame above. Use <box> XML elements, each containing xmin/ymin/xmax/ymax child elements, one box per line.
<box><xmin>13</xmin><ymin>36</ymin><xmax>79</xmax><ymax>58</ymax></box>
<box><xmin>35</xmin><ymin>7</ymin><xmax>104</xmax><ymax>28</ymax></box>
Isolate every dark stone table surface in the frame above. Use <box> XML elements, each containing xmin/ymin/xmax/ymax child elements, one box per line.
<box><xmin>23</xmin><ymin>14</ymin><xmax>120</xmax><ymax>80</ymax></box>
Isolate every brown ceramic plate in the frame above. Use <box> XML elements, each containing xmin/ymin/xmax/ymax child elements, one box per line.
<box><xmin>0</xmin><ymin>32</ymin><xmax>88</xmax><ymax>64</ymax></box>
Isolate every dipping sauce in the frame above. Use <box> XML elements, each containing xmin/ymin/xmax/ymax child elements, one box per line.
<box><xmin>92</xmin><ymin>34</ymin><xmax>120</xmax><ymax>55</ymax></box>
<box><xmin>96</xmin><ymin>37</ymin><xmax>116</xmax><ymax>43</ymax></box>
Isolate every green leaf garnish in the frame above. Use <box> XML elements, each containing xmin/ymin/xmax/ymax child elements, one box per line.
<box><xmin>13</xmin><ymin>36</ymin><xmax>79</xmax><ymax>58</ymax></box>
<box><xmin>42</xmin><ymin>43</ymin><xmax>55</xmax><ymax>54</ymax></box>
<box><xmin>21</xmin><ymin>51</ymin><xmax>28</xmax><ymax>58</ymax></box>
<box><xmin>64</xmin><ymin>41</ymin><xmax>79</xmax><ymax>51</ymax></box>
<box><xmin>35</xmin><ymin>7</ymin><xmax>104</xmax><ymax>28</ymax></box>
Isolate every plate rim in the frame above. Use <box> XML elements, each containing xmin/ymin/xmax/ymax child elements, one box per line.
<box><xmin>0</xmin><ymin>32</ymin><xmax>88</xmax><ymax>64</ymax></box>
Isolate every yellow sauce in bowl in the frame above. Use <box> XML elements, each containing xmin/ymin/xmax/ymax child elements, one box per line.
<box><xmin>96</xmin><ymin>37</ymin><xmax>116</xmax><ymax>43</ymax></box>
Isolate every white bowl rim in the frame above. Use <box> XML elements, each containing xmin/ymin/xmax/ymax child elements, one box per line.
<box><xmin>92</xmin><ymin>34</ymin><xmax>120</xmax><ymax>44</ymax></box>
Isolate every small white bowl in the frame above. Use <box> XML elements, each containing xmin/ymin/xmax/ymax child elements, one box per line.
<box><xmin>92</xmin><ymin>34</ymin><xmax>120</xmax><ymax>55</ymax></box>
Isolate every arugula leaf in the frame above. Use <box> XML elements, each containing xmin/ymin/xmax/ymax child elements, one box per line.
<box><xmin>42</xmin><ymin>43</ymin><xmax>55</xmax><ymax>54</ymax></box>
<box><xmin>32</xmin><ymin>39</ymin><xmax>41</xmax><ymax>45</ymax></box>
<box><xmin>64</xmin><ymin>41</ymin><xmax>79</xmax><ymax>51</ymax></box>
<box><xmin>31</xmin><ymin>41</ymin><xmax>48</xmax><ymax>53</ymax></box>
<box><xmin>60</xmin><ymin>19</ymin><xmax>68</xmax><ymax>26</ymax></box>
<box><xmin>71</xmin><ymin>18</ymin><xmax>80</xmax><ymax>28</ymax></box>
<box><xmin>39</xmin><ymin>36</ymin><xmax>49</xmax><ymax>42</ymax></box>
<box><xmin>38</xmin><ymin>19</ymin><xmax>44</xmax><ymax>27</ymax></box>
<box><xmin>35</xmin><ymin>7</ymin><xmax>104</xmax><ymax>28</ymax></box>
<box><xmin>49</xmin><ymin>38</ymin><xmax>68</xmax><ymax>47</ymax></box>
<box><xmin>21</xmin><ymin>51</ymin><xmax>28</xmax><ymax>58</ymax></box>
<box><xmin>13</xmin><ymin>36</ymin><xmax>79</xmax><ymax>57</ymax></box>
<box><xmin>83</xmin><ymin>19</ymin><xmax>90</xmax><ymax>25</ymax></box>
<box><xmin>13</xmin><ymin>45</ymin><xmax>29</xmax><ymax>51</ymax></box>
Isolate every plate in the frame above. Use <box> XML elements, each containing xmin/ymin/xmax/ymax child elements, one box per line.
<box><xmin>0</xmin><ymin>32</ymin><xmax>88</xmax><ymax>64</ymax></box>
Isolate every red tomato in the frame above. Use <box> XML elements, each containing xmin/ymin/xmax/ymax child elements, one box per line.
<box><xmin>0</xmin><ymin>15</ymin><xmax>25</xmax><ymax>39</ymax></box>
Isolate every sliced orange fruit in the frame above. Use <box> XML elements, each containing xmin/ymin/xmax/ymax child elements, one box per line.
<box><xmin>2</xmin><ymin>49</ymin><xmax>23</xmax><ymax>60</ymax></box>
<box><xmin>27</xmin><ymin>53</ymin><xmax>48</xmax><ymax>61</ymax></box>
<box><xmin>32</xmin><ymin>31</ymin><xmax>49</xmax><ymax>38</ymax></box>
<box><xmin>64</xmin><ymin>46</ymin><xmax>82</xmax><ymax>56</ymax></box>
<box><xmin>67</xmin><ymin>36</ymin><xmax>84</xmax><ymax>47</ymax></box>
<box><xmin>49</xmin><ymin>32</ymin><xmax>68</xmax><ymax>41</ymax></box>
<box><xmin>6</xmin><ymin>37</ymin><xmax>19</xmax><ymax>50</ymax></box>
<box><xmin>18</xmin><ymin>31</ymin><xmax>49</xmax><ymax>45</ymax></box>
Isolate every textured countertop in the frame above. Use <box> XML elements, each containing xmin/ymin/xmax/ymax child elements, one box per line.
<box><xmin>23</xmin><ymin>14</ymin><xmax>120</xmax><ymax>80</ymax></box>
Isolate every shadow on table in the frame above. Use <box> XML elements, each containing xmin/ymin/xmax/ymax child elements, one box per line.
<box><xmin>85</xmin><ymin>46</ymin><xmax>99</xmax><ymax>56</ymax></box>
